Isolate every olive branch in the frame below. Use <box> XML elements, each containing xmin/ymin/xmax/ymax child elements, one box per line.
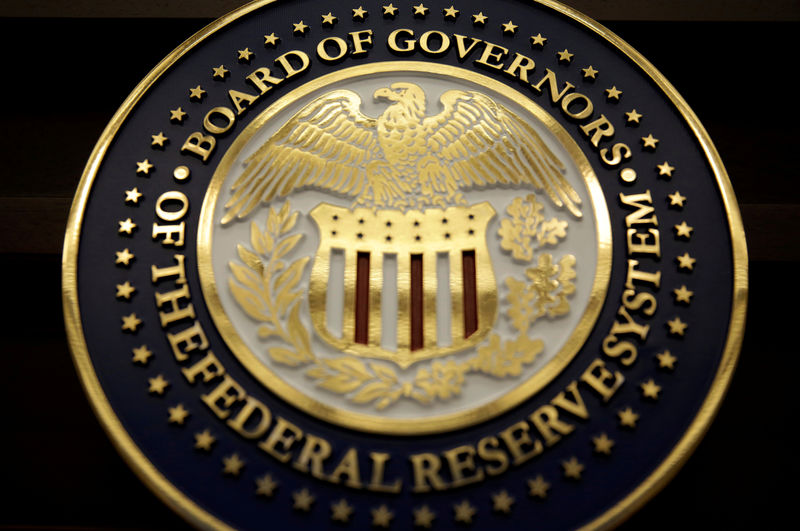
<box><xmin>228</xmin><ymin>202</ymin><xmax>314</xmax><ymax>366</ymax></box>
<box><xmin>228</xmin><ymin>196</ymin><xmax>572</xmax><ymax>411</ymax></box>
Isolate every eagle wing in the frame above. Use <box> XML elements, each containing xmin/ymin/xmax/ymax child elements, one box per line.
<box><xmin>222</xmin><ymin>89</ymin><xmax>381</xmax><ymax>224</ymax></box>
<box><xmin>424</xmin><ymin>90</ymin><xmax>582</xmax><ymax>218</ymax></box>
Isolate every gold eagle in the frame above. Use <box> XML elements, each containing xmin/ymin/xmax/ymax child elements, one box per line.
<box><xmin>222</xmin><ymin>82</ymin><xmax>582</xmax><ymax>224</ymax></box>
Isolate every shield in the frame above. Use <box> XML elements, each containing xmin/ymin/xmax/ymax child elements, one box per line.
<box><xmin>308</xmin><ymin>202</ymin><xmax>498</xmax><ymax>368</ymax></box>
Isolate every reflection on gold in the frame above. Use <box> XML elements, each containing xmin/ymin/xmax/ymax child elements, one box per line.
<box><xmin>221</xmin><ymin>82</ymin><xmax>582</xmax><ymax>224</ymax></box>
<box><xmin>309</xmin><ymin>202</ymin><xmax>497</xmax><ymax>368</ymax></box>
<box><xmin>198</xmin><ymin>61</ymin><xmax>612</xmax><ymax>432</ymax></box>
<box><xmin>62</xmin><ymin>3</ymin><xmax>748</xmax><ymax>530</ymax></box>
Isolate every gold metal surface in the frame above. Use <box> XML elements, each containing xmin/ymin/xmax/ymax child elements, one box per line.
<box><xmin>308</xmin><ymin>202</ymin><xmax>497</xmax><ymax>367</ymax></box>
<box><xmin>198</xmin><ymin>61</ymin><xmax>611</xmax><ymax>433</ymax></box>
<box><xmin>60</xmin><ymin>1</ymin><xmax>748</xmax><ymax>529</ymax></box>
<box><xmin>221</xmin><ymin>81</ymin><xmax>582</xmax><ymax>223</ymax></box>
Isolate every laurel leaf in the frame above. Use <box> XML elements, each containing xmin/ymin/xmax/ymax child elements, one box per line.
<box><xmin>287</xmin><ymin>303</ymin><xmax>312</xmax><ymax>354</ymax></box>
<box><xmin>369</xmin><ymin>362</ymin><xmax>397</xmax><ymax>383</ymax></box>
<box><xmin>351</xmin><ymin>381</ymin><xmax>392</xmax><ymax>404</ymax></box>
<box><xmin>237</xmin><ymin>244</ymin><xmax>263</xmax><ymax>275</ymax></box>
<box><xmin>375</xmin><ymin>395</ymin><xmax>400</xmax><ymax>410</ymax></box>
<box><xmin>229</xmin><ymin>261</ymin><xmax>262</xmax><ymax>293</ymax></box>
<box><xmin>316</xmin><ymin>373</ymin><xmax>366</xmax><ymax>394</ymax></box>
<box><xmin>228</xmin><ymin>277</ymin><xmax>269</xmax><ymax>322</ymax></box>
<box><xmin>263</xmin><ymin>230</ymin><xmax>274</xmax><ymax>253</ymax></box>
<box><xmin>250</xmin><ymin>221</ymin><xmax>265</xmax><ymax>255</ymax></box>
<box><xmin>306</xmin><ymin>365</ymin><xmax>329</xmax><ymax>380</ymax></box>
<box><xmin>323</xmin><ymin>357</ymin><xmax>371</xmax><ymax>379</ymax></box>
<box><xmin>274</xmin><ymin>233</ymin><xmax>303</xmax><ymax>261</ymax></box>
<box><xmin>278</xmin><ymin>201</ymin><xmax>290</xmax><ymax>224</ymax></box>
<box><xmin>410</xmin><ymin>390</ymin><xmax>433</xmax><ymax>404</ymax></box>
<box><xmin>280</xmin><ymin>211</ymin><xmax>299</xmax><ymax>235</ymax></box>
<box><xmin>257</xmin><ymin>325</ymin><xmax>278</xmax><ymax>339</ymax></box>
<box><xmin>275</xmin><ymin>257</ymin><xmax>309</xmax><ymax>314</ymax></box>
<box><xmin>267</xmin><ymin>206</ymin><xmax>278</xmax><ymax>234</ymax></box>
<box><xmin>268</xmin><ymin>346</ymin><xmax>305</xmax><ymax>367</ymax></box>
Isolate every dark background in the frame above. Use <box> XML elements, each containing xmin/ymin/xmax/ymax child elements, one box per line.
<box><xmin>1</xmin><ymin>1</ymin><xmax>797</xmax><ymax>529</ymax></box>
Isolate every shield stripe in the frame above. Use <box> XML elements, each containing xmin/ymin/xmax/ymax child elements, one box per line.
<box><xmin>462</xmin><ymin>250</ymin><xmax>478</xmax><ymax>338</ymax></box>
<box><xmin>307</xmin><ymin>202</ymin><xmax>497</xmax><ymax>368</ymax></box>
<box><xmin>410</xmin><ymin>253</ymin><xmax>424</xmax><ymax>351</ymax></box>
<box><xmin>354</xmin><ymin>251</ymin><xmax>370</xmax><ymax>345</ymax></box>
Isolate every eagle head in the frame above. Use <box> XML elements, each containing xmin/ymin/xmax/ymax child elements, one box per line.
<box><xmin>374</xmin><ymin>82</ymin><xmax>425</xmax><ymax>104</ymax></box>
<box><xmin>373</xmin><ymin>82</ymin><xmax>426</xmax><ymax>122</ymax></box>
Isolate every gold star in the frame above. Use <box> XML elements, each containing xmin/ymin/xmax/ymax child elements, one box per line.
<box><xmin>673</xmin><ymin>285</ymin><xmax>694</xmax><ymax>303</ymax></box>
<box><xmin>212</xmin><ymin>64</ymin><xmax>229</xmax><ymax>79</ymax></box>
<box><xmin>656</xmin><ymin>350</ymin><xmax>678</xmax><ymax>370</ymax></box>
<box><xmin>194</xmin><ymin>429</ymin><xmax>215</xmax><ymax>451</ymax></box>
<box><xmin>116</xmin><ymin>281</ymin><xmax>136</xmax><ymax>300</ymax></box>
<box><xmin>115</xmin><ymin>248</ymin><xmax>134</xmax><ymax>266</ymax></box>
<box><xmin>582</xmin><ymin>65</ymin><xmax>599</xmax><ymax>79</ymax></box>
<box><xmin>238</xmin><ymin>47</ymin><xmax>254</xmax><ymax>61</ymax></box>
<box><xmin>148</xmin><ymin>374</ymin><xmax>169</xmax><ymax>395</ymax></box>
<box><xmin>151</xmin><ymin>131</ymin><xmax>167</xmax><ymax>147</ymax></box>
<box><xmin>256</xmin><ymin>473</ymin><xmax>278</xmax><ymax>497</ymax></box>
<box><xmin>677</xmin><ymin>252</ymin><xmax>696</xmax><ymax>271</ymax></box>
<box><xmin>443</xmin><ymin>6</ymin><xmax>460</xmax><ymax>19</ymax></box>
<box><xmin>592</xmin><ymin>433</ymin><xmax>615</xmax><ymax>455</ymax></box>
<box><xmin>674</xmin><ymin>221</ymin><xmax>694</xmax><ymax>239</ymax></box>
<box><xmin>321</xmin><ymin>12</ymin><xmax>337</xmax><ymax>26</ymax></box>
<box><xmin>132</xmin><ymin>345</ymin><xmax>152</xmax><ymax>365</ymax></box>
<box><xmin>292</xmin><ymin>488</ymin><xmax>315</xmax><ymax>511</ymax></box>
<box><xmin>222</xmin><ymin>453</ymin><xmax>245</xmax><ymax>476</ymax></box>
<box><xmin>413</xmin><ymin>3</ymin><xmax>429</xmax><ymax>17</ymax></box>
<box><xmin>502</xmin><ymin>21</ymin><xmax>518</xmax><ymax>35</ymax></box>
<box><xmin>382</xmin><ymin>4</ymin><xmax>398</xmax><ymax>17</ymax></box>
<box><xmin>169</xmin><ymin>107</ymin><xmax>187</xmax><ymax>123</ymax></box>
<box><xmin>527</xmin><ymin>475</ymin><xmax>550</xmax><ymax>498</ymax></box>
<box><xmin>530</xmin><ymin>33</ymin><xmax>547</xmax><ymax>47</ymax></box>
<box><xmin>330</xmin><ymin>498</ymin><xmax>353</xmax><ymax>522</ymax></box>
<box><xmin>562</xmin><ymin>457</ymin><xmax>584</xmax><ymax>479</ymax></box>
<box><xmin>371</xmin><ymin>504</ymin><xmax>394</xmax><ymax>527</ymax></box>
<box><xmin>472</xmin><ymin>12</ymin><xmax>488</xmax><ymax>25</ymax></box>
<box><xmin>667</xmin><ymin>317</ymin><xmax>688</xmax><ymax>336</ymax></box>
<box><xmin>352</xmin><ymin>6</ymin><xmax>368</xmax><ymax>20</ymax></box>
<box><xmin>118</xmin><ymin>218</ymin><xmax>136</xmax><ymax>235</ymax></box>
<box><xmin>292</xmin><ymin>21</ymin><xmax>308</xmax><ymax>34</ymax></box>
<box><xmin>491</xmin><ymin>490</ymin><xmax>514</xmax><ymax>513</ymax></box>
<box><xmin>642</xmin><ymin>134</ymin><xmax>659</xmax><ymax>149</ymax></box>
<box><xmin>657</xmin><ymin>161</ymin><xmax>675</xmax><ymax>177</ymax></box>
<box><xmin>136</xmin><ymin>159</ymin><xmax>153</xmax><ymax>175</ymax></box>
<box><xmin>668</xmin><ymin>191</ymin><xmax>687</xmax><ymax>208</ymax></box>
<box><xmin>606</xmin><ymin>86</ymin><xmax>622</xmax><ymax>100</ymax></box>
<box><xmin>618</xmin><ymin>407</ymin><xmax>639</xmax><ymax>428</ymax></box>
<box><xmin>453</xmin><ymin>500</ymin><xmax>476</xmax><ymax>524</ymax></box>
<box><xmin>188</xmin><ymin>85</ymin><xmax>206</xmax><ymax>101</ymax></box>
<box><xmin>558</xmin><ymin>49</ymin><xmax>573</xmax><ymax>63</ymax></box>
<box><xmin>124</xmin><ymin>188</ymin><xmax>142</xmax><ymax>204</ymax></box>
<box><xmin>263</xmin><ymin>33</ymin><xmax>279</xmax><ymax>48</ymax></box>
<box><xmin>641</xmin><ymin>379</ymin><xmax>662</xmax><ymax>400</ymax></box>
<box><xmin>168</xmin><ymin>403</ymin><xmax>190</xmax><ymax>425</ymax></box>
<box><xmin>626</xmin><ymin>109</ymin><xmax>642</xmax><ymax>124</ymax></box>
<box><xmin>413</xmin><ymin>505</ymin><xmax>436</xmax><ymax>528</ymax></box>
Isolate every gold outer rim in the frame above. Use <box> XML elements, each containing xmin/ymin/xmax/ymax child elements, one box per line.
<box><xmin>196</xmin><ymin>61</ymin><xmax>612</xmax><ymax>436</ymax></box>
<box><xmin>61</xmin><ymin>0</ymin><xmax>748</xmax><ymax>529</ymax></box>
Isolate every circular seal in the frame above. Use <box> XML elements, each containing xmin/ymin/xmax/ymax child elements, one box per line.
<box><xmin>63</xmin><ymin>1</ymin><xmax>747</xmax><ymax>529</ymax></box>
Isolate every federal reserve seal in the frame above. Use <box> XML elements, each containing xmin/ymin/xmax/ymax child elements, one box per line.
<box><xmin>63</xmin><ymin>1</ymin><xmax>747</xmax><ymax>529</ymax></box>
